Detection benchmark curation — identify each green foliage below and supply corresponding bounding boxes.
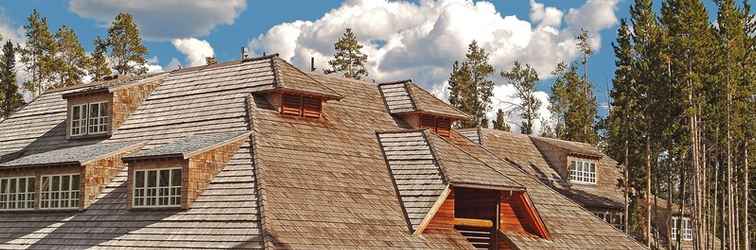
[447,41,495,128]
[89,36,112,82]
[328,28,368,80]
[19,9,57,97]
[549,61,598,144]
[501,61,540,135]
[53,25,88,88]
[492,109,510,132]
[107,12,148,75]
[0,40,23,118]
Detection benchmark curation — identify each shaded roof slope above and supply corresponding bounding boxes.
[0,57,272,249]
[405,82,469,119]
[124,131,250,160]
[0,141,142,168]
[531,136,604,158]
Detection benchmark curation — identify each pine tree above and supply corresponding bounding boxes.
[328,28,368,80]
[492,109,510,132]
[501,61,540,135]
[0,40,23,118]
[19,9,57,97]
[107,12,147,75]
[53,26,88,88]
[447,41,494,128]
[89,36,111,81]
[549,60,597,144]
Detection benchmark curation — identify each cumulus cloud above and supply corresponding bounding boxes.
[171,38,214,67]
[248,0,619,134]
[68,0,246,40]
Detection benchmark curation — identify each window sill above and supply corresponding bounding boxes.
[130,206,183,211]
[68,133,110,140]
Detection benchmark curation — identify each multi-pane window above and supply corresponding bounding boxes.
[70,102,109,136]
[133,168,182,208]
[40,174,80,209]
[87,102,109,134]
[569,158,597,184]
[0,177,35,210]
[70,104,88,136]
[671,216,693,241]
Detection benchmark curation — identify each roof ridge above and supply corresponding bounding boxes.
[273,57,342,98]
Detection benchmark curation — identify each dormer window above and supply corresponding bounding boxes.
[671,216,693,241]
[419,114,452,137]
[40,174,81,209]
[133,168,182,208]
[280,94,322,118]
[87,102,110,134]
[0,176,35,210]
[69,101,110,137]
[569,158,597,184]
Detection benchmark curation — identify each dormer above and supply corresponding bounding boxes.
[122,131,250,209]
[376,130,549,249]
[531,136,604,185]
[378,80,470,137]
[253,56,341,119]
[62,73,166,139]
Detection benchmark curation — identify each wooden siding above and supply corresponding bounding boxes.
[82,148,139,208]
[426,191,455,231]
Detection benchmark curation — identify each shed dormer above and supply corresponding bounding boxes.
[378,80,470,137]
[62,73,166,139]
[253,56,341,119]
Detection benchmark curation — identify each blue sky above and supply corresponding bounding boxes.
[0,0,733,131]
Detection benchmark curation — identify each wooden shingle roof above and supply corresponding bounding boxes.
[0,141,142,168]
[378,80,470,120]
[123,131,250,161]
[0,55,643,249]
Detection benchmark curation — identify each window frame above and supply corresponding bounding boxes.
[132,167,183,209]
[70,104,88,136]
[0,176,36,211]
[39,173,81,210]
[671,216,693,241]
[568,158,597,184]
[87,101,110,135]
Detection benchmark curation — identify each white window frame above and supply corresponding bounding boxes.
[70,104,88,136]
[569,158,597,184]
[671,216,693,241]
[0,176,36,210]
[39,174,81,210]
[87,102,110,135]
[132,168,182,208]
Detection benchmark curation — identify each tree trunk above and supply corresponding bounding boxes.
[646,136,652,247]
[744,142,749,250]
[625,138,630,233]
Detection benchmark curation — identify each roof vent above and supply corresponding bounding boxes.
[240,47,250,60]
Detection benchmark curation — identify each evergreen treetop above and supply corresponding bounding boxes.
[328,28,368,80]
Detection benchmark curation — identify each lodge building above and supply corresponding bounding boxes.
[0,55,645,249]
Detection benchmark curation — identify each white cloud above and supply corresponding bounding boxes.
[68,0,247,40]
[171,38,214,67]
[248,0,619,135]
[144,56,164,73]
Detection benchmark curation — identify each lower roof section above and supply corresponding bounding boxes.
[0,141,143,169]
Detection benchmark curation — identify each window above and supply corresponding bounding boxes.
[70,101,110,136]
[280,94,322,118]
[0,176,35,210]
[70,104,88,136]
[419,115,452,137]
[88,102,109,134]
[133,168,182,208]
[671,216,693,241]
[40,174,80,209]
[569,158,597,184]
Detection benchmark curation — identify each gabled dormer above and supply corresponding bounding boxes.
[376,130,549,249]
[378,80,470,137]
[62,73,167,139]
[253,56,341,119]
[530,136,604,186]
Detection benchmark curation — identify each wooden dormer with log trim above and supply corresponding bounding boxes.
[254,55,341,119]
[122,131,250,209]
[61,73,167,139]
[378,80,470,137]
[376,130,550,249]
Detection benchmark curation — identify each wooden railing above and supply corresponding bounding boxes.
[454,218,495,250]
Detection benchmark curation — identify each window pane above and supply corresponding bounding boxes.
[159,170,170,187]
[71,175,80,191]
[52,176,60,191]
[61,175,70,191]
[171,169,181,186]
[148,170,157,187]
[135,171,145,188]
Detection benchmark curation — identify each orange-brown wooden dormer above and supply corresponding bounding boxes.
[255,56,341,119]
[378,80,470,137]
[61,73,167,139]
